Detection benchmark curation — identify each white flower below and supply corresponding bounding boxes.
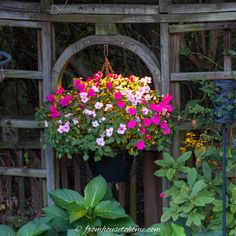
[142,108,149,115]
[92,121,99,128]
[44,120,48,127]
[80,92,88,98]
[96,137,105,146]
[144,94,151,101]
[117,124,126,134]
[95,102,103,109]
[104,104,113,111]
[57,120,62,125]
[81,97,89,103]
[64,113,72,118]
[99,117,106,122]
[106,127,114,137]
[92,86,99,93]
[72,118,79,125]
[144,85,151,93]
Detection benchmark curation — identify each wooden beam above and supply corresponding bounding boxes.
[0,167,46,178]
[169,22,236,33]
[224,30,232,72]
[0,1,40,13]
[168,2,236,14]
[170,71,236,82]
[0,20,41,28]
[0,119,43,128]
[0,141,41,149]
[159,0,169,13]
[40,0,53,13]
[3,70,43,80]
[49,4,158,15]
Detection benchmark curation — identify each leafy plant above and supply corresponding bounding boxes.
[0,176,137,236]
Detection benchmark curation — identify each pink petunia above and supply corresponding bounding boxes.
[160,192,167,198]
[59,95,71,107]
[106,82,113,90]
[146,134,151,141]
[144,118,152,127]
[165,105,173,112]
[47,94,55,103]
[163,127,171,135]
[114,92,122,100]
[86,77,92,82]
[163,94,173,104]
[88,89,96,97]
[127,120,137,129]
[140,127,146,135]
[56,87,64,95]
[136,140,145,150]
[128,108,137,116]
[117,100,125,108]
[50,106,60,118]
[150,103,158,111]
[74,80,86,92]
[160,121,168,129]
[151,116,160,125]
[112,74,118,79]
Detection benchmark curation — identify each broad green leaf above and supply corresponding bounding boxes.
[155,169,167,177]
[190,180,207,198]
[202,161,212,181]
[94,200,127,219]
[163,152,175,165]
[167,169,176,180]
[193,196,214,206]
[155,160,171,167]
[84,176,108,208]
[43,205,68,219]
[0,225,16,236]
[67,202,88,223]
[180,47,191,56]
[49,189,83,209]
[102,216,137,228]
[194,231,222,236]
[161,208,173,222]
[191,215,201,226]
[67,229,81,236]
[187,168,197,188]
[212,200,222,212]
[176,151,192,164]
[226,211,234,226]
[17,222,50,236]
[171,223,186,236]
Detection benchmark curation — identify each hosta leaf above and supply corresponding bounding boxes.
[67,229,81,236]
[102,216,137,228]
[17,222,50,236]
[0,225,16,236]
[49,189,83,209]
[84,176,107,208]
[94,200,127,219]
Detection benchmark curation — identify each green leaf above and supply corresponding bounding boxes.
[0,225,16,236]
[187,168,197,188]
[171,223,186,236]
[163,152,175,165]
[176,151,192,164]
[192,215,201,226]
[49,189,83,209]
[190,180,207,198]
[94,200,127,219]
[161,208,173,222]
[155,169,167,177]
[66,229,81,236]
[202,161,212,181]
[193,196,214,206]
[167,169,176,180]
[102,216,137,228]
[17,222,50,236]
[67,202,88,223]
[84,175,108,208]
[194,230,222,236]
[43,205,67,219]
[155,160,171,167]
[180,47,191,56]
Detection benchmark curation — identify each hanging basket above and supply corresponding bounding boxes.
[213,79,236,124]
[88,150,133,183]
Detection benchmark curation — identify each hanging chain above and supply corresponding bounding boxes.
[101,45,114,75]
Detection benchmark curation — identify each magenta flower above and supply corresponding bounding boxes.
[144,118,152,127]
[56,87,64,95]
[163,94,173,104]
[114,92,122,100]
[106,82,113,90]
[146,134,151,141]
[140,127,146,135]
[50,106,60,118]
[59,95,71,107]
[160,121,168,129]
[47,94,55,103]
[86,77,92,82]
[117,100,125,108]
[163,127,171,135]
[74,80,85,91]
[136,140,145,150]
[127,120,137,129]
[112,74,118,79]
[150,103,158,111]
[165,105,173,112]
[151,116,160,125]
[160,192,167,198]
[88,89,96,97]
[128,108,137,115]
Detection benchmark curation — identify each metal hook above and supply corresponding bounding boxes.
[103,45,109,57]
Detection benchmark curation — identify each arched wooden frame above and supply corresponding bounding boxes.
[52,35,160,91]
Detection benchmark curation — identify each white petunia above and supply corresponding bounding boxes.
[95,102,103,109]
[92,121,99,127]
[106,127,114,137]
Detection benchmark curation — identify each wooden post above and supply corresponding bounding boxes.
[41,21,55,205]
[224,30,232,71]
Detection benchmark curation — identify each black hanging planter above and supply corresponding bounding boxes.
[213,79,236,124]
[212,79,236,236]
[88,150,133,183]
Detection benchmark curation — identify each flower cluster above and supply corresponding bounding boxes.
[40,72,173,160]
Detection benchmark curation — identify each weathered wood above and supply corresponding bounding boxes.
[168,2,236,14]
[0,20,41,28]
[159,0,169,13]
[95,23,118,35]
[52,35,160,92]
[50,4,158,15]
[130,169,137,222]
[3,70,43,80]
[0,119,43,129]
[0,141,41,149]
[160,23,169,94]
[169,22,236,33]
[224,30,232,71]
[0,1,40,13]
[0,167,46,178]
[60,158,68,188]
[73,159,81,192]
[118,183,125,208]
[42,21,55,204]
[170,71,236,82]
[40,0,53,13]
